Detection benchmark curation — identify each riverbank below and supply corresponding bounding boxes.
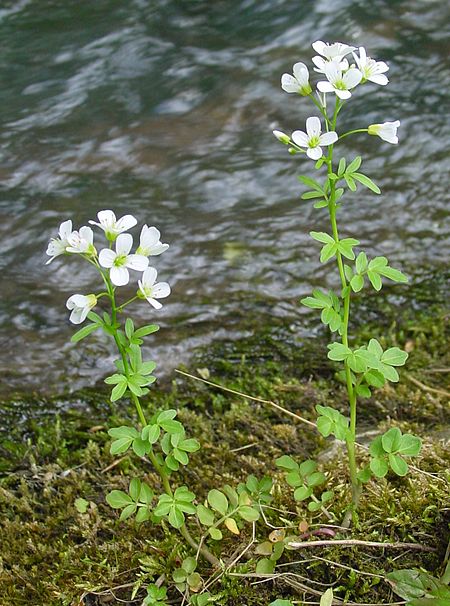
[1,271,449,605]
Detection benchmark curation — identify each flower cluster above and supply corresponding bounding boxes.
[274,40,399,158]
[46,210,171,323]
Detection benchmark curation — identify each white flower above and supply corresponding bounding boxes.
[66,226,96,255]
[291,116,338,160]
[317,60,362,99]
[281,62,312,95]
[99,233,149,286]
[272,130,291,144]
[136,225,169,257]
[46,219,73,264]
[138,267,171,310]
[312,40,355,73]
[89,210,137,241]
[353,47,389,85]
[368,120,400,144]
[66,294,97,324]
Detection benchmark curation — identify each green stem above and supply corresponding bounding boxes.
[308,92,330,127]
[117,295,138,312]
[326,97,361,520]
[105,277,219,567]
[310,494,334,521]
[338,128,368,141]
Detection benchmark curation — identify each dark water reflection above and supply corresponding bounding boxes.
[0,0,448,395]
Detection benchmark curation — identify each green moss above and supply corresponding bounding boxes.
[0,274,449,605]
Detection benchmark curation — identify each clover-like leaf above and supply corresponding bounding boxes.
[208,489,228,516]
[381,427,402,453]
[389,453,408,476]
[238,505,260,522]
[197,503,215,526]
[370,457,389,478]
[294,486,312,501]
[106,490,133,509]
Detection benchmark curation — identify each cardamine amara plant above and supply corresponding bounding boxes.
[46,210,270,602]
[273,40,422,521]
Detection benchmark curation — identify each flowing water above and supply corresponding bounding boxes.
[0,0,448,396]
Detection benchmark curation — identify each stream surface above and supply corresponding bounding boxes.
[0,0,448,396]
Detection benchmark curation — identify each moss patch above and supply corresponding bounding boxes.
[0,273,449,605]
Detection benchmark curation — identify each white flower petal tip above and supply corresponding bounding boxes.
[99,233,149,286]
[368,120,400,144]
[273,130,290,144]
[353,47,390,86]
[89,209,137,240]
[291,117,337,160]
[138,268,171,310]
[281,61,312,96]
[136,225,169,257]
[66,294,97,324]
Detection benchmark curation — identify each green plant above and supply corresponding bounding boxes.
[274,41,422,521]
[275,455,333,514]
[46,211,270,597]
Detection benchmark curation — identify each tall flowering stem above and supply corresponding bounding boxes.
[274,42,422,524]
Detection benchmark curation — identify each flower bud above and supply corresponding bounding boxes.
[273,130,291,145]
[368,120,400,144]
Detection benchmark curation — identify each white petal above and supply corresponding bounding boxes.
[358,46,367,65]
[306,146,323,160]
[312,40,326,56]
[115,233,133,255]
[59,220,73,239]
[145,296,163,310]
[336,89,352,99]
[79,305,90,323]
[110,265,129,286]
[281,74,299,93]
[369,74,389,85]
[67,294,88,309]
[311,56,326,73]
[153,282,171,299]
[97,210,115,227]
[70,307,85,324]
[142,267,157,288]
[306,116,321,138]
[79,226,93,245]
[318,131,338,146]
[126,254,149,271]
[66,296,76,310]
[292,62,309,85]
[99,248,116,268]
[141,225,160,247]
[116,214,137,232]
[46,239,66,258]
[149,242,169,256]
[377,61,389,73]
[343,68,362,89]
[317,81,335,93]
[291,130,309,147]
[323,61,341,84]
